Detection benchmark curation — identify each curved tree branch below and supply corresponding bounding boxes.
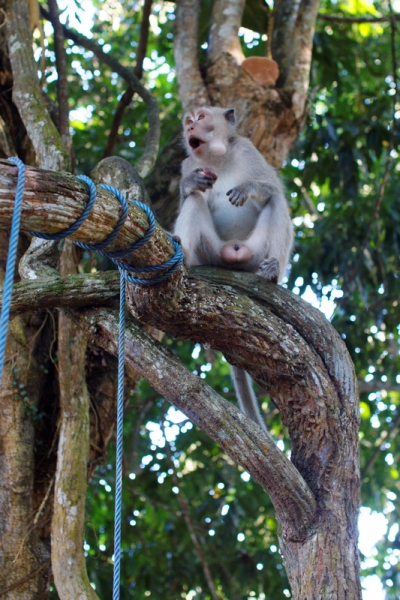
[40,7,160,177]
[174,0,209,112]
[70,307,317,541]
[6,0,70,170]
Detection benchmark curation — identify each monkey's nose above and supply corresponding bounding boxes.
[234,243,241,251]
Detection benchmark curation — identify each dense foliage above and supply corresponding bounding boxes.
[38,0,400,598]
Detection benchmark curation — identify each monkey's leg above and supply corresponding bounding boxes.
[173,193,222,267]
[246,200,293,282]
[231,366,267,431]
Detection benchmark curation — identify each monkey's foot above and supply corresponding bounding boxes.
[171,235,182,245]
[259,257,280,283]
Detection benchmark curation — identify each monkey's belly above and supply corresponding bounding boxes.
[211,201,259,241]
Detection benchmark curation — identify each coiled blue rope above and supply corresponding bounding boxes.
[0,158,184,600]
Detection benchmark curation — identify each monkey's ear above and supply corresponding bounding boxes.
[223,108,236,125]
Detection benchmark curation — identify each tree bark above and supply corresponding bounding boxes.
[0,312,51,599]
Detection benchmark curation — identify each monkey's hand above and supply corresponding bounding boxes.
[258,257,280,283]
[226,183,252,207]
[185,167,217,195]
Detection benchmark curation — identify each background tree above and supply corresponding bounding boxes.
[0,0,398,599]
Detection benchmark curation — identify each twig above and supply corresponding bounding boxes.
[161,420,221,600]
[128,398,153,474]
[358,381,400,394]
[362,409,400,477]
[103,0,153,158]
[40,6,160,177]
[129,487,182,518]
[318,12,400,24]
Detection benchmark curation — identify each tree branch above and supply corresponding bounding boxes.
[176,269,359,521]
[3,270,118,316]
[272,0,301,82]
[6,0,70,170]
[174,0,209,112]
[362,409,400,477]
[208,0,246,65]
[0,160,176,275]
[70,307,317,541]
[50,241,98,600]
[47,0,73,163]
[283,0,321,119]
[358,381,400,394]
[318,12,400,24]
[40,7,159,177]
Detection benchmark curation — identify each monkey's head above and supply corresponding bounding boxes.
[183,107,236,159]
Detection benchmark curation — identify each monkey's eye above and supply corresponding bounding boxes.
[186,118,194,125]
[197,114,204,120]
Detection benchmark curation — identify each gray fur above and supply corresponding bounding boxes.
[174,107,293,429]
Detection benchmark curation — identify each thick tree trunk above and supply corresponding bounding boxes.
[0,273,51,598]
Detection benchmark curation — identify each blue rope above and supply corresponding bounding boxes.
[1,159,184,598]
[0,157,26,384]
[29,175,98,239]
[113,272,125,600]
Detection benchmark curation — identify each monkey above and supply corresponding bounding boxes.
[173,106,293,431]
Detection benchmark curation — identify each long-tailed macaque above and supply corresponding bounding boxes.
[173,107,293,431]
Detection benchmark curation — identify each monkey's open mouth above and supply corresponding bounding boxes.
[189,137,205,150]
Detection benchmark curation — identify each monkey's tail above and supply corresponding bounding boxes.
[230,365,267,431]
